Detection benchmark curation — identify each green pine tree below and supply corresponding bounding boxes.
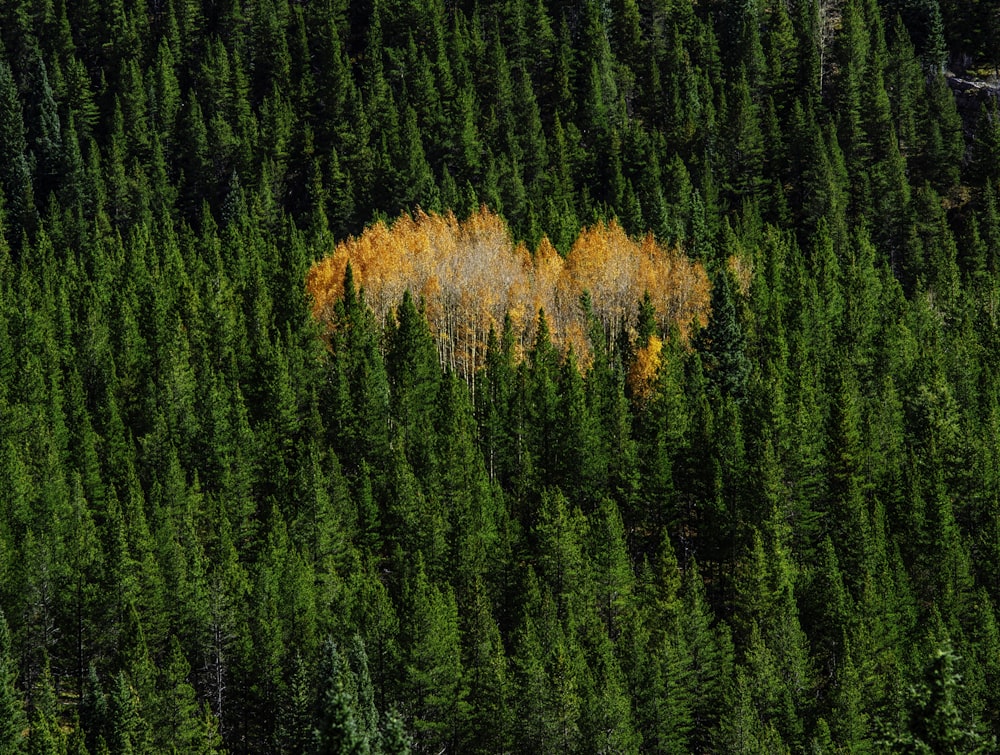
[882,645,996,753]
[0,610,26,754]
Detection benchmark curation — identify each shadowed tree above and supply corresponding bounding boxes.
[881,645,996,753]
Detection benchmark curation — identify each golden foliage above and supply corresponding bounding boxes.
[306,208,711,381]
[627,334,663,401]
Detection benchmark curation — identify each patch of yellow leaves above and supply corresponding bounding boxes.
[627,334,663,401]
[306,208,711,380]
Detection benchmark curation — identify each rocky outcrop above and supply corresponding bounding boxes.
[947,74,1000,116]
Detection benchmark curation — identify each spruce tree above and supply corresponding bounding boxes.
[882,645,996,753]
[0,60,35,239]
[702,266,750,402]
[313,639,372,755]
[400,559,468,755]
[0,610,26,754]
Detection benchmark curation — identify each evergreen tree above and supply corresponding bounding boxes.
[721,68,765,204]
[0,60,35,238]
[681,560,734,752]
[26,691,62,755]
[387,290,440,481]
[313,638,372,755]
[702,266,750,402]
[882,645,996,753]
[0,610,26,754]
[400,559,468,755]
[459,577,512,753]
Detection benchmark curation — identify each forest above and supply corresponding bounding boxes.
[1,0,1000,751]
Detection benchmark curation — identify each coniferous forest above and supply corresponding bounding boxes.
[2,0,1000,751]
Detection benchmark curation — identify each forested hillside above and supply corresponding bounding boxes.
[1,0,1000,752]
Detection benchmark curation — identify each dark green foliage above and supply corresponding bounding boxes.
[0,60,35,239]
[0,0,998,752]
[0,611,25,754]
[387,291,440,481]
[702,266,750,402]
[881,645,996,753]
[312,639,374,755]
[400,560,467,754]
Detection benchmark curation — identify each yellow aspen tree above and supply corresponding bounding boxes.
[306,208,711,378]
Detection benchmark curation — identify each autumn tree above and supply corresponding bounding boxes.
[307,209,710,377]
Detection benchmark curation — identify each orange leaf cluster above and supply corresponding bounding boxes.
[628,334,664,401]
[306,208,711,381]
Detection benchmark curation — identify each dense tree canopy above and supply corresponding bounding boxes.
[0,0,999,752]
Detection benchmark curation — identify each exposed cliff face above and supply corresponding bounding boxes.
[947,74,1000,116]
[945,74,1000,147]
